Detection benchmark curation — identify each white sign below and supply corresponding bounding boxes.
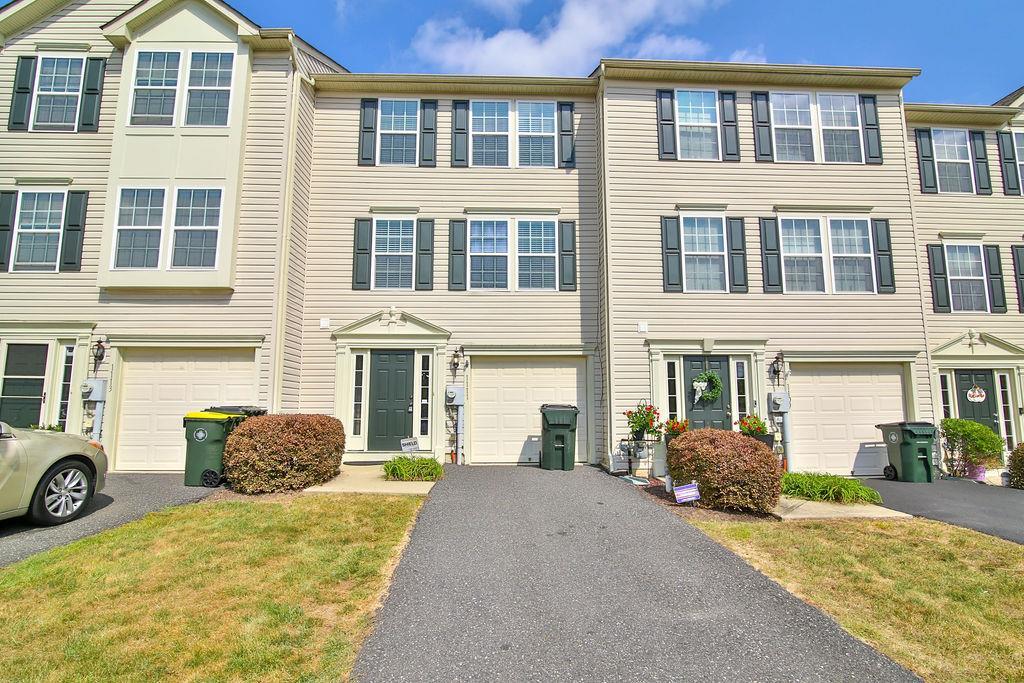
[966,385,987,403]
[400,438,419,452]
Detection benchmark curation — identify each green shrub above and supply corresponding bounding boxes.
[224,414,345,494]
[940,418,1004,477]
[1008,444,1024,490]
[781,472,883,504]
[382,456,444,481]
[667,428,780,513]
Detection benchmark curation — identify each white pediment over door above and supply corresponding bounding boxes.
[331,307,451,344]
[931,330,1024,361]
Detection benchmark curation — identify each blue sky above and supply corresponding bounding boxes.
[240,0,1022,104]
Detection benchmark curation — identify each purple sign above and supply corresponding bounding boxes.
[673,481,700,504]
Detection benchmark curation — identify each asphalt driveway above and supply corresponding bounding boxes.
[353,466,916,682]
[864,476,1024,544]
[0,473,213,567]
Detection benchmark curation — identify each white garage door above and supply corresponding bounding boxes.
[788,363,906,475]
[469,356,588,465]
[115,348,258,471]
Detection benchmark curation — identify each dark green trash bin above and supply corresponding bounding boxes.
[540,404,579,471]
[183,411,243,488]
[207,405,267,418]
[876,422,936,483]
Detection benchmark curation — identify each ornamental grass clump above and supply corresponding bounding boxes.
[781,471,883,504]
[224,414,345,494]
[667,428,781,513]
[383,456,444,481]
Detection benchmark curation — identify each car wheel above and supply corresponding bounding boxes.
[883,465,898,481]
[29,460,94,526]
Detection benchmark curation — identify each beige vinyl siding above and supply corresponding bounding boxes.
[602,81,932,444]
[302,93,604,457]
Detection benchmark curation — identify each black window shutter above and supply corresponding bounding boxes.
[451,100,469,167]
[78,58,106,132]
[352,218,372,289]
[752,92,773,162]
[655,90,676,160]
[415,219,434,290]
[448,219,467,290]
[726,216,747,292]
[759,217,782,292]
[0,191,16,270]
[358,99,377,166]
[926,244,950,312]
[557,102,575,168]
[661,216,682,292]
[557,220,577,291]
[419,100,437,167]
[969,130,992,195]
[983,244,1006,313]
[871,218,895,293]
[9,56,36,131]
[997,131,1022,196]
[719,91,740,161]
[1011,245,1024,313]
[859,95,883,164]
[915,129,938,193]
[59,191,88,272]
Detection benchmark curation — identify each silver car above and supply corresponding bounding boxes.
[0,423,108,526]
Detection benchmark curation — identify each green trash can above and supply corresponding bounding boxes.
[183,411,242,488]
[540,404,579,471]
[876,422,937,483]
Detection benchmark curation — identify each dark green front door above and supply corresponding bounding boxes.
[369,350,414,451]
[954,369,999,435]
[683,355,731,429]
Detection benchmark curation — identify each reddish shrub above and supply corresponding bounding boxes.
[667,428,781,513]
[224,414,345,494]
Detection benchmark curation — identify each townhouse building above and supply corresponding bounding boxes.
[0,0,1020,475]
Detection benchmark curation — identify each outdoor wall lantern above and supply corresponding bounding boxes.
[769,352,786,384]
[450,345,465,371]
[91,338,107,364]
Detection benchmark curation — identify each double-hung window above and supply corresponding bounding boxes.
[770,93,815,162]
[675,90,720,160]
[378,99,418,165]
[185,52,233,126]
[130,51,180,126]
[517,102,556,167]
[114,188,165,268]
[932,128,974,193]
[780,217,876,294]
[372,218,414,289]
[780,218,826,292]
[471,101,510,167]
[944,243,987,312]
[31,56,84,132]
[680,216,727,292]
[828,219,874,293]
[172,189,221,268]
[469,219,509,289]
[10,191,65,272]
[818,94,862,163]
[1013,132,1024,183]
[517,220,556,289]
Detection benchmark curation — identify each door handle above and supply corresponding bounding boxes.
[408,399,414,414]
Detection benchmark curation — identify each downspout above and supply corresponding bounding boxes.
[597,63,617,469]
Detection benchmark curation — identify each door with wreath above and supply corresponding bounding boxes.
[683,356,731,429]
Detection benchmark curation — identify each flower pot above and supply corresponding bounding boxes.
[664,432,681,445]
[746,433,774,448]
[966,463,987,482]
[632,429,646,441]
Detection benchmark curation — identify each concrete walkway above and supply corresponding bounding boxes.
[353,466,916,682]
[305,463,435,496]
[773,495,911,520]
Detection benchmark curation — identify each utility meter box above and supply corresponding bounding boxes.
[445,385,465,406]
[81,378,108,402]
[768,391,791,413]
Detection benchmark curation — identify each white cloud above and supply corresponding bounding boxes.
[334,0,346,22]
[412,0,718,76]
[473,0,532,21]
[728,44,767,63]
[628,33,709,60]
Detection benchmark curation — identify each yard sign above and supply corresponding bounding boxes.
[673,481,700,504]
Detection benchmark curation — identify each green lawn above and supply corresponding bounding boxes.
[0,494,422,682]
[695,517,1024,683]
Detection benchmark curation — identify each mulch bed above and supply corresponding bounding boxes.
[641,481,776,524]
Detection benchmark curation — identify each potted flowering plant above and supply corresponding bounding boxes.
[624,400,662,441]
[736,414,774,448]
[663,418,689,444]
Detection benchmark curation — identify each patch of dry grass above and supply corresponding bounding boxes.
[0,494,422,682]
[694,517,1024,682]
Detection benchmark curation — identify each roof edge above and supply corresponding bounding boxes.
[313,72,597,96]
[597,58,919,88]
[904,102,1017,126]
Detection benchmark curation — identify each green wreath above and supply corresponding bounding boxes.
[693,370,724,403]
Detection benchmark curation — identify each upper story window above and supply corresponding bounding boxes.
[931,128,974,193]
[471,101,510,167]
[675,90,720,161]
[517,102,556,167]
[469,219,509,288]
[779,216,875,294]
[770,93,815,162]
[129,50,233,127]
[516,219,556,289]
[31,57,84,132]
[172,189,221,268]
[828,219,874,292]
[10,191,66,272]
[114,188,165,268]
[130,51,180,126]
[1013,132,1024,183]
[372,218,415,289]
[944,243,987,312]
[467,217,560,291]
[378,99,418,165]
[680,215,727,292]
[818,94,862,163]
[185,52,233,126]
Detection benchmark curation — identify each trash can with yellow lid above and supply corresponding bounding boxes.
[183,411,242,487]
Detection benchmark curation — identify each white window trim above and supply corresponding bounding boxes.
[516,99,558,168]
[8,188,67,273]
[181,50,236,128]
[731,358,750,421]
[514,216,559,291]
[816,92,864,165]
[376,98,420,166]
[938,371,955,419]
[931,127,976,194]
[779,215,827,294]
[467,215,512,291]
[674,88,721,162]
[665,359,680,422]
[28,54,85,133]
[942,241,990,313]
[416,351,431,438]
[369,215,416,291]
[678,212,729,293]
[110,185,169,271]
[779,215,877,295]
[469,99,513,169]
[826,216,876,295]
[169,187,223,271]
[351,351,367,438]
[769,91,818,164]
[996,372,1017,451]
[1011,130,1024,184]
[127,49,183,128]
